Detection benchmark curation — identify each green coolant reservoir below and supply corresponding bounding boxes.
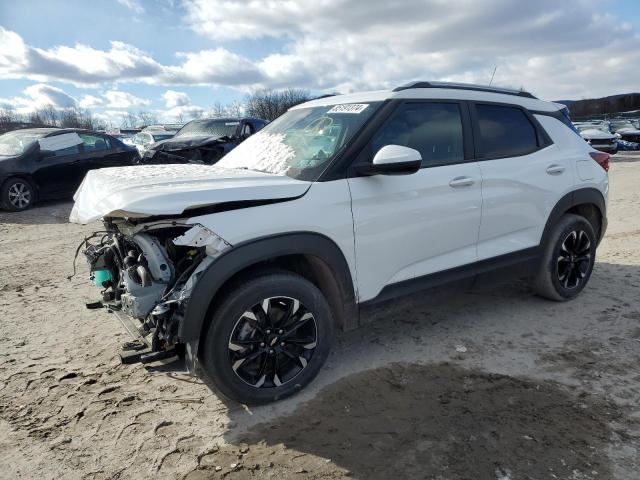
[93,269,113,287]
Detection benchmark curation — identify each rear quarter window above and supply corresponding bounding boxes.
[476,104,538,158]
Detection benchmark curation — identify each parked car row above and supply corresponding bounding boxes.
[0,116,268,211]
[572,118,640,153]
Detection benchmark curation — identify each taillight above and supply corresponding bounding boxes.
[589,151,610,172]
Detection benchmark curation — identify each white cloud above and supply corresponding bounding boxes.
[160,49,264,86]
[2,1,640,99]
[22,83,78,109]
[117,0,145,14]
[183,0,640,98]
[1,83,80,114]
[103,90,150,108]
[162,90,191,108]
[79,94,104,108]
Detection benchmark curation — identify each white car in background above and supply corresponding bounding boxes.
[131,127,178,157]
[574,122,618,154]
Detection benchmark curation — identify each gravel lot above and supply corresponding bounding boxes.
[1,153,639,479]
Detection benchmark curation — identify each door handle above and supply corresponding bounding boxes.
[546,164,565,175]
[449,176,475,188]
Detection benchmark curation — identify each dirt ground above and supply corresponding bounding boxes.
[1,153,639,480]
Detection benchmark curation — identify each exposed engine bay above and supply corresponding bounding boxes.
[77,218,231,363]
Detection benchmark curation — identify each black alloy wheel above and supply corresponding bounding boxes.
[201,271,333,404]
[556,229,592,289]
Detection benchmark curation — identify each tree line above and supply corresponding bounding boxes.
[567,93,640,118]
[0,88,313,133]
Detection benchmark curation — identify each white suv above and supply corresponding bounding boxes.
[71,81,609,404]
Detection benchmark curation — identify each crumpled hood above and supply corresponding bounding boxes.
[148,134,228,152]
[69,164,310,224]
[579,129,617,140]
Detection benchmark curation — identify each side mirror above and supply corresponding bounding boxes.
[353,145,422,176]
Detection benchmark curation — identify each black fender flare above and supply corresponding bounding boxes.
[540,188,607,246]
[178,231,358,347]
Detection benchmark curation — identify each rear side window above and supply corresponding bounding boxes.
[80,133,110,152]
[476,105,538,158]
[371,102,464,167]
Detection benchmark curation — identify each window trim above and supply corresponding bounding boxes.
[345,99,474,176]
[469,101,553,161]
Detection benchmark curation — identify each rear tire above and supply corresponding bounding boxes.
[201,271,334,404]
[533,214,596,301]
[1,177,35,211]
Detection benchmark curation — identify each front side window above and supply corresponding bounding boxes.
[80,133,109,152]
[217,102,381,181]
[476,104,538,158]
[370,102,464,167]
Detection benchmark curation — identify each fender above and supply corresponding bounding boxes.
[540,188,607,246]
[178,231,358,347]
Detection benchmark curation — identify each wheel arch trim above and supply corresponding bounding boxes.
[178,231,358,348]
[541,188,606,246]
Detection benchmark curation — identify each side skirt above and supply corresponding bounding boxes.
[359,246,541,308]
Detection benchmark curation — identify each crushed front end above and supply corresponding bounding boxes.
[79,218,230,368]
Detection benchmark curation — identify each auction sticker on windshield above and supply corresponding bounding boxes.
[328,104,369,114]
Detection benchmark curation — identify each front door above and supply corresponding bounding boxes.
[348,101,483,302]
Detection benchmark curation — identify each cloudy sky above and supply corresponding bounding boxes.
[1,0,639,126]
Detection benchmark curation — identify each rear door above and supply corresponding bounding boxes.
[347,101,483,302]
[79,133,131,171]
[471,103,574,260]
[33,135,84,197]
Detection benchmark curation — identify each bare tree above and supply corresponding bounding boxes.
[225,100,244,118]
[208,102,225,118]
[121,112,138,129]
[137,110,158,127]
[0,106,17,126]
[59,107,94,129]
[245,88,310,121]
[40,104,59,126]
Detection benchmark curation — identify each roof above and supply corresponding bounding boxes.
[293,82,560,113]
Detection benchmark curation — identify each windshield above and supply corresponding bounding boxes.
[0,130,48,156]
[217,102,381,181]
[176,119,239,138]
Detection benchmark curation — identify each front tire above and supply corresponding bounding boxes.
[533,214,597,301]
[1,177,35,211]
[201,271,334,404]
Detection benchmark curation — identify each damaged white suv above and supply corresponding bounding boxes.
[71,81,609,404]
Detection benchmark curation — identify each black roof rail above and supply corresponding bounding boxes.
[392,81,537,99]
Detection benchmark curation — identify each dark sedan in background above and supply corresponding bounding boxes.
[139,117,267,165]
[0,128,138,211]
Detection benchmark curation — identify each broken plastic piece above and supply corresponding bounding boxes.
[173,224,232,254]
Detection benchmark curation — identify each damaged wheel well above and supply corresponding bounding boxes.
[207,254,350,331]
[177,232,359,358]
